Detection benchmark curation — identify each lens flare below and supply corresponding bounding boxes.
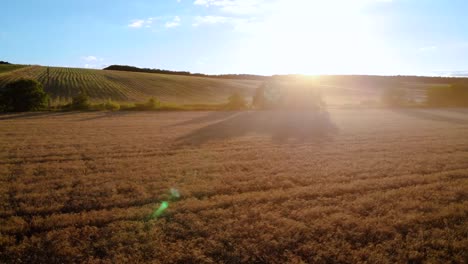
[150,201,169,219]
[149,188,181,219]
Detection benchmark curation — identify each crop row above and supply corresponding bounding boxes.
[0,66,260,103]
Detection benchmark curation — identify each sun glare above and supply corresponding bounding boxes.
[232,0,396,75]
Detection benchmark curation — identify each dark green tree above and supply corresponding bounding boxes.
[145,97,160,110]
[71,92,90,110]
[0,79,48,112]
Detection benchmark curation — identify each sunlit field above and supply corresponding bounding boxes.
[1,109,467,263]
[0,66,259,104]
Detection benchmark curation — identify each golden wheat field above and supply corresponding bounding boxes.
[1,109,467,263]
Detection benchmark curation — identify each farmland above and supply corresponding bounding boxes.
[0,65,457,107]
[0,66,260,104]
[1,109,467,263]
[0,65,26,75]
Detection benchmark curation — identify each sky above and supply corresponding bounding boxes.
[1,0,468,76]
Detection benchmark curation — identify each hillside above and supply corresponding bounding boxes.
[0,64,27,75]
[1,65,465,106]
[0,66,261,104]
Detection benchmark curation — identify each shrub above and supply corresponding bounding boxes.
[71,92,90,110]
[134,97,161,110]
[226,92,247,110]
[145,97,160,110]
[93,99,120,111]
[0,79,48,112]
[119,103,136,111]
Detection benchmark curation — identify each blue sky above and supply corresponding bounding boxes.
[1,0,467,76]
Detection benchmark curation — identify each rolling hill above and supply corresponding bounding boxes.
[0,64,464,106]
[0,65,261,104]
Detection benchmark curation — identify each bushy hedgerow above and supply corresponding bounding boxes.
[93,100,120,111]
[0,79,48,112]
[70,92,90,110]
[133,97,161,110]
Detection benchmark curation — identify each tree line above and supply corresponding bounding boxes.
[104,65,267,81]
[104,65,468,85]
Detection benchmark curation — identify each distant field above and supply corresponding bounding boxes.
[0,65,453,106]
[0,66,261,104]
[1,109,467,263]
[0,64,26,75]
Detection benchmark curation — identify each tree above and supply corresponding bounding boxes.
[71,92,90,110]
[0,79,48,112]
[145,97,160,110]
[227,92,247,110]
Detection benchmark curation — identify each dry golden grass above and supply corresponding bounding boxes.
[1,109,467,263]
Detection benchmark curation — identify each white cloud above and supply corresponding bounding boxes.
[128,18,155,28]
[165,16,181,28]
[82,55,98,62]
[81,56,104,69]
[194,0,394,15]
[128,19,145,28]
[194,0,266,15]
[192,15,229,26]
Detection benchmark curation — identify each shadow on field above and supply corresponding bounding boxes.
[77,111,139,121]
[176,110,339,145]
[0,111,81,121]
[393,109,468,125]
[170,111,240,127]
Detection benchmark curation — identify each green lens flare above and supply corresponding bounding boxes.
[150,201,169,219]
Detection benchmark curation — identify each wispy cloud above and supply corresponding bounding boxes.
[128,18,154,28]
[128,17,181,29]
[128,19,145,28]
[192,15,229,26]
[165,16,181,28]
[194,0,394,15]
[81,55,104,62]
[194,0,266,15]
[432,70,468,77]
[81,56,104,68]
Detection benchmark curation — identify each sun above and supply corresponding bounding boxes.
[232,0,397,75]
